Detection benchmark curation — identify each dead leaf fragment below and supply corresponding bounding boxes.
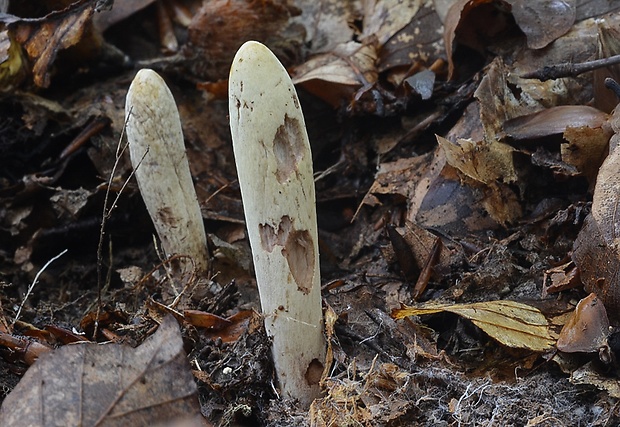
[542,260,581,297]
[413,158,501,234]
[436,135,521,224]
[570,361,620,398]
[184,310,232,329]
[92,0,157,33]
[573,106,620,313]
[444,0,576,76]
[556,293,610,354]
[593,16,620,112]
[443,0,515,78]
[510,0,576,49]
[362,0,422,45]
[437,135,516,185]
[293,41,379,107]
[198,310,256,344]
[393,300,556,352]
[503,106,610,141]
[0,29,26,89]
[377,3,444,73]
[503,105,611,184]
[291,0,358,54]
[0,315,203,427]
[11,1,98,87]
[293,0,445,107]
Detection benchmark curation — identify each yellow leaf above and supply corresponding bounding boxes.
[392,300,556,352]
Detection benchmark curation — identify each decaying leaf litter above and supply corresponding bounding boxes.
[3,0,620,425]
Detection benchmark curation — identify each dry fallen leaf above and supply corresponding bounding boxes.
[362,0,423,45]
[292,0,445,106]
[392,300,556,352]
[593,15,620,113]
[443,0,515,77]
[436,135,515,185]
[8,0,99,87]
[556,293,610,354]
[292,41,378,107]
[573,103,620,314]
[503,106,610,140]
[443,0,576,77]
[503,105,611,185]
[509,0,576,49]
[388,220,456,279]
[436,135,522,225]
[570,361,620,398]
[92,0,157,33]
[412,151,501,234]
[292,0,359,54]
[200,310,256,344]
[377,2,444,75]
[366,153,432,205]
[542,260,581,297]
[0,315,204,427]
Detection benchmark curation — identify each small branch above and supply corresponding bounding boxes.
[605,77,620,99]
[521,54,620,81]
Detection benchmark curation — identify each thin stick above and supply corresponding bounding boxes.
[605,77,620,99]
[12,249,68,326]
[95,110,147,339]
[521,54,620,81]
[412,237,442,300]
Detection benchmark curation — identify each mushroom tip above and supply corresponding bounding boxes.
[127,69,171,113]
[129,69,165,94]
[238,40,267,54]
[230,41,285,86]
[134,68,158,80]
[233,41,280,67]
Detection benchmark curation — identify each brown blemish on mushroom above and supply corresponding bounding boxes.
[304,358,323,386]
[259,215,293,252]
[258,215,315,294]
[259,222,278,252]
[157,207,180,228]
[273,115,305,184]
[282,228,314,295]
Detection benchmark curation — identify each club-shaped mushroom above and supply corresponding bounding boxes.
[229,41,326,407]
[125,69,209,277]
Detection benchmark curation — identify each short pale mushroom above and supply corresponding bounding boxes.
[229,41,326,407]
[125,69,209,276]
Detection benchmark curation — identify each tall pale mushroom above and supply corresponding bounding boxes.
[125,69,209,276]
[229,41,326,407]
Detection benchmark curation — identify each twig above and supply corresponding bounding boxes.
[605,77,620,99]
[521,54,620,81]
[12,249,68,327]
[95,109,147,339]
[412,236,442,300]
